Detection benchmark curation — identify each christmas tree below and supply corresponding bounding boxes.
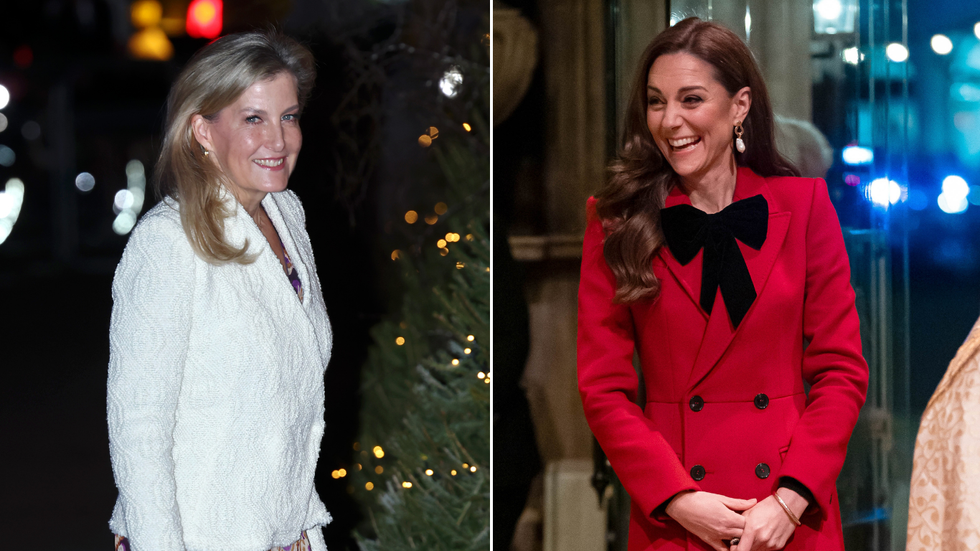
[345,3,490,549]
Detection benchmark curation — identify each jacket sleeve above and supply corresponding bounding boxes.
[107,214,193,551]
[778,179,869,519]
[577,197,699,520]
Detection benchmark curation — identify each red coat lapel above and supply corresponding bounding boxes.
[658,167,793,388]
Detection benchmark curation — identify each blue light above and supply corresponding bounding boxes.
[907,188,929,211]
[938,193,968,214]
[842,145,873,165]
[866,178,902,207]
[942,175,970,200]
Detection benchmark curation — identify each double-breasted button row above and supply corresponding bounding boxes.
[687,462,770,481]
[688,393,769,412]
[690,465,705,481]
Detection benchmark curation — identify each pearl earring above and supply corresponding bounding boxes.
[734,122,746,153]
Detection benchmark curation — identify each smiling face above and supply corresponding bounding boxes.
[192,72,301,211]
[646,52,750,189]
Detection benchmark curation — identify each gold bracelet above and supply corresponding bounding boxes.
[773,492,802,526]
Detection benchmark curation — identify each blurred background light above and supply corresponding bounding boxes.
[0,85,10,110]
[0,145,16,167]
[186,0,223,39]
[938,193,968,214]
[975,22,980,40]
[866,178,902,207]
[112,211,137,235]
[813,0,856,34]
[440,66,463,98]
[886,43,909,63]
[931,34,953,55]
[128,27,174,61]
[744,5,752,41]
[842,47,862,65]
[907,188,929,211]
[0,178,25,245]
[815,0,842,21]
[954,83,980,102]
[112,160,147,235]
[842,145,874,165]
[938,175,970,214]
[21,121,41,141]
[75,172,96,193]
[126,159,145,181]
[0,113,7,133]
[131,0,163,28]
[941,175,969,200]
[114,190,135,212]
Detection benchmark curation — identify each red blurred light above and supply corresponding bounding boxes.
[186,0,222,39]
[13,45,33,68]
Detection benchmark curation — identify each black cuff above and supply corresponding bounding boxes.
[778,477,814,508]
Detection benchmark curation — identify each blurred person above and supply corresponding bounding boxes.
[107,30,333,551]
[577,18,868,551]
[907,314,980,551]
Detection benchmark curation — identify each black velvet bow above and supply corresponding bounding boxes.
[660,194,768,328]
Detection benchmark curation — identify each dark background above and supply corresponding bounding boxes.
[0,0,487,548]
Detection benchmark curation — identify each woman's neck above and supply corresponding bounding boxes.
[680,159,739,214]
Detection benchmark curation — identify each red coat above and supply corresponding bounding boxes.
[577,167,868,551]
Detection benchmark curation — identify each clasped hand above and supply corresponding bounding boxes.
[666,490,805,551]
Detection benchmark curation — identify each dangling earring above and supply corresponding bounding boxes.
[734,122,746,153]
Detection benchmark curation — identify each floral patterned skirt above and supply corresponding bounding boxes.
[113,530,310,551]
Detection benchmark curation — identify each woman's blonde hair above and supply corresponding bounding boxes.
[155,30,316,264]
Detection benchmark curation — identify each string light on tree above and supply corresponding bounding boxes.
[451,359,460,366]
[434,202,448,215]
[373,446,385,458]
[396,337,405,345]
[418,126,440,148]
[375,466,384,474]
[464,348,471,354]
[425,469,434,476]
[404,210,418,223]
[402,481,413,489]
[463,123,472,132]
[365,482,374,491]
[467,335,475,342]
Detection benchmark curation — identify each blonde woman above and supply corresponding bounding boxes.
[107,30,332,551]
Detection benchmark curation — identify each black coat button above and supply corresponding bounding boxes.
[689,396,704,412]
[755,463,771,479]
[754,393,769,409]
[690,465,706,481]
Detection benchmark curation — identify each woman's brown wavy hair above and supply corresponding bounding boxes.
[596,17,798,303]
[155,29,316,264]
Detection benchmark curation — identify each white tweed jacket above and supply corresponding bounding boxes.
[107,189,333,551]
